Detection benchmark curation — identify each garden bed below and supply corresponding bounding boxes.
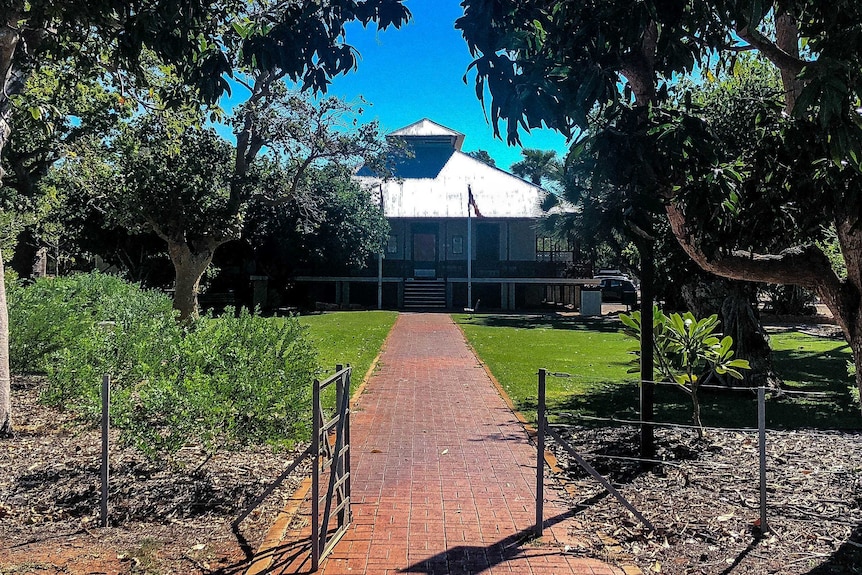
[550,424,862,574]
[0,377,308,574]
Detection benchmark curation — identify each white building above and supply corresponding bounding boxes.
[296,119,593,310]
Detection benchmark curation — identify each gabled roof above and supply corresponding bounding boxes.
[356,119,551,219]
[387,118,466,151]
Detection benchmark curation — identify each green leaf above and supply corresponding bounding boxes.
[619,312,639,331]
[675,373,696,384]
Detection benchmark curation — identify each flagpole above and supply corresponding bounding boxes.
[378,184,384,310]
[467,185,472,307]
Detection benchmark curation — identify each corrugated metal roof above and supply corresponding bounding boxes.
[356,120,550,219]
[387,118,466,150]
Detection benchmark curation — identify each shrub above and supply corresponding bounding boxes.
[761,284,816,316]
[109,309,316,457]
[7,272,173,374]
[10,273,317,460]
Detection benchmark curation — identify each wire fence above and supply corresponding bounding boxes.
[533,369,862,537]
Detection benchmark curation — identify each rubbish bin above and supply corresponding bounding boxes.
[580,288,602,316]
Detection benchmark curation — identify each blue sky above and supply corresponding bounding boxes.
[321,0,570,170]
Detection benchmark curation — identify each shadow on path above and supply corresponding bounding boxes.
[400,509,577,575]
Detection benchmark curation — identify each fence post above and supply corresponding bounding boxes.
[757,386,770,534]
[535,368,546,537]
[100,374,110,527]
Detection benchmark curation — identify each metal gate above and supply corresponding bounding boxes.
[311,364,352,571]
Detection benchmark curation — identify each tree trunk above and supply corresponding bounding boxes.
[0,16,22,438]
[666,204,862,413]
[166,239,220,321]
[0,249,12,436]
[681,277,781,388]
[690,382,704,439]
[31,247,48,278]
[638,239,656,462]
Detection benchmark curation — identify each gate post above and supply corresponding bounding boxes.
[535,368,547,537]
[311,376,321,571]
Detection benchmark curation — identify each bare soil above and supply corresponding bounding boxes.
[0,377,307,575]
[550,425,862,574]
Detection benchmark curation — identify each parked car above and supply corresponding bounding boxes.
[598,277,638,305]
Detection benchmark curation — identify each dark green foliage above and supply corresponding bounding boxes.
[244,163,389,280]
[105,309,316,457]
[8,273,317,458]
[466,150,496,168]
[762,285,816,316]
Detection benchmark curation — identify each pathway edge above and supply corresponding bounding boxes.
[452,314,643,575]
[244,313,400,575]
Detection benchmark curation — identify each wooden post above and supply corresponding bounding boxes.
[535,369,546,537]
[100,374,110,527]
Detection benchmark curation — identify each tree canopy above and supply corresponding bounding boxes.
[457,1,862,409]
[0,0,412,434]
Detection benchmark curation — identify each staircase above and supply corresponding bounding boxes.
[403,279,447,310]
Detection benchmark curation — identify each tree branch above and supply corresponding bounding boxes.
[666,204,838,290]
[735,24,806,79]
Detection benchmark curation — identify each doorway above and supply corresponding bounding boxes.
[412,224,438,278]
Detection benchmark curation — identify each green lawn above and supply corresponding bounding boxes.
[298,310,397,394]
[454,313,862,430]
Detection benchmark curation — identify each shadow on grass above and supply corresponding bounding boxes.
[771,343,852,389]
[523,377,861,431]
[457,313,623,334]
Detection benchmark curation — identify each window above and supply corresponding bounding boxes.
[536,236,573,262]
[451,235,464,255]
[387,234,398,254]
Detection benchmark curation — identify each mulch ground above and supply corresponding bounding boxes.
[0,376,307,575]
[3,332,862,574]
[549,424,862,574]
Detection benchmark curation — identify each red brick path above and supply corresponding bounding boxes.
[252,313,623,575]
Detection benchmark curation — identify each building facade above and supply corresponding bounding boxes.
[296,119,594,310]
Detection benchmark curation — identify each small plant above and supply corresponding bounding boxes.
[620,306,750,437]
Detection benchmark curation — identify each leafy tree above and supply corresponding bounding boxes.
[543,62,783,387]
[61,95,387,319]
[510,148,561,187]
[4,62,134,277]
[0,0,411,434]
[466,149,496,167]
[457,2,862,414]
[245,163,389,285]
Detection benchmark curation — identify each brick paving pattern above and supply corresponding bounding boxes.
[253,313,623,575]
